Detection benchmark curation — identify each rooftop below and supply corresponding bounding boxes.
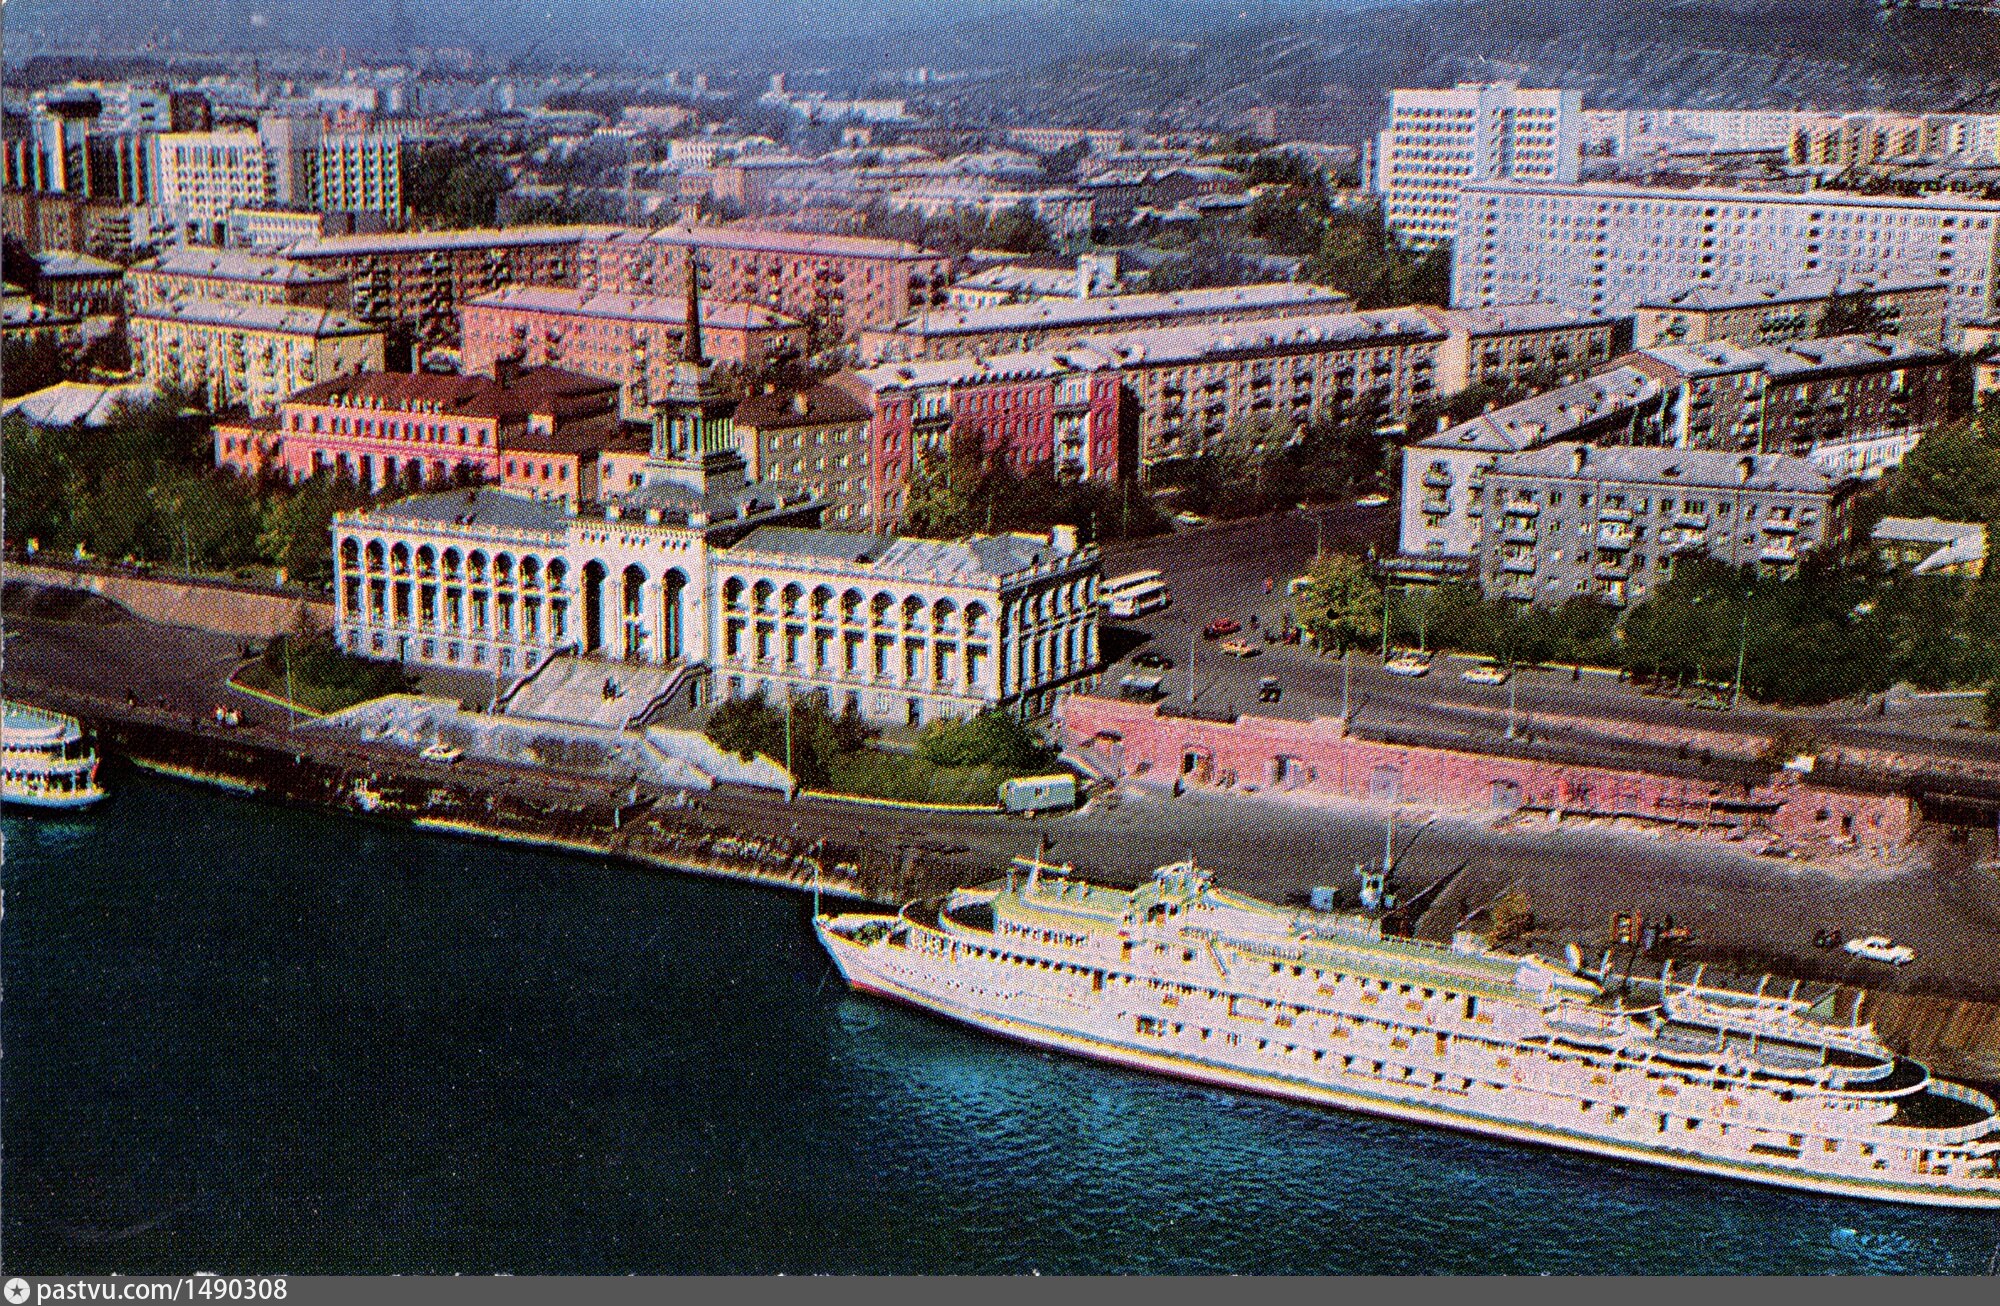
[850,345,1119,392]
[130,299,378,335]
[635,224,942,260]
[463,285,801,330]
[361,487,571,535]
[1872,516,1988,573]
[1417,302,1621,336]
[1491,442,1835,494]
[1637,268,1948,313]
[734,381,873,429]
[132,246,344,286]
[1,380,161,427]
[33,250,121,279]
[286,367,618,419]
[1087,307,1441,367]
[728,525,1090,585]
[284,224,622,259]
[1465,177,2000,212]
[881,282,1348,338]
[1423,366,1661,453]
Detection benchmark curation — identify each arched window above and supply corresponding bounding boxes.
[810,585,834,621]
[365,540,385,571]
[752,579,774,613]
[442,548,462,579]
[468,550,489,583]
[966,602,990,638]
[781,582,804,617]
[871,591,895,626]
[842,589,865,622]
[494,553,514,584]
[341,538,361,570]
[548,558,568,590]
[390,543,411,575]
[520,556,540,588]
[902,594,925,630]
[416,545,437,577]
[722,576,746,610]
[933,597,957,632]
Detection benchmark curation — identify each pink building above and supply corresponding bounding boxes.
[260,364,621,493]
[460,285,808,416]
[835,347,1128,528]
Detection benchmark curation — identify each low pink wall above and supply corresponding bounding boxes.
[1061,695,1912,852]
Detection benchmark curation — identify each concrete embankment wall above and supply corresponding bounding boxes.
[1857,990,2000,1090]
[1061,695,1914,853]
[7,561,334,639]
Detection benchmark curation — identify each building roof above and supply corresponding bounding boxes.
[1463,177,2000,214]
[849,344,1120,393]
[283,224,622,259]
[362,487,572,535]
[881,282,1346,338]
[1086,307,1441,367]
[130,299,378,336]
[1871,516,1988,573]
[1416,302,1620,337]
[641,224,941,261]
[733,381,872,429]
[1745,333,1950,375]
[1423,366,1661,454]
[132,246,344,286]
[462,285,801,330]
[2,380,160,427]
[1637,268,1947,313]
[1632,339,1769,378]
[729,525,1087,585]
[1490,442,1835,494]
[286,367,617,419]
[33,249,121,279]
[954,260,1125,299]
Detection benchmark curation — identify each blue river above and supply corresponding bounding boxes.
[6,769,1998,1274]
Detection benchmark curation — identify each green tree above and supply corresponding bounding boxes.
[979,205,1054,255]
[1818,289,1886,338]
[916,710,1052,771]
[1295,552,1384,653]
[702,691,869,788]
[404,143,510,228]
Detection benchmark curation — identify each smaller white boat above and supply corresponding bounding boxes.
[3,701,107,809]
[419,740,464,764]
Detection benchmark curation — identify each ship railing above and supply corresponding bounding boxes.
[1663,990,1888,1059]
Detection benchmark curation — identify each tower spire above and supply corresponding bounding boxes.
[681,248,706,366]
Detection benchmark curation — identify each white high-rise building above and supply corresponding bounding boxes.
[1453,180,2000,327]
[1374,82,1582,247]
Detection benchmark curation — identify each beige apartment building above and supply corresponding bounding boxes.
[129,299,384,416]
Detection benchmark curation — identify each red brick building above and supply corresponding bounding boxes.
[225,364,621,502]
[836,347,1128,527]
[578,225,951,342]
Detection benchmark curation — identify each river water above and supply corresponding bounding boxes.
[5,770,1997,1274]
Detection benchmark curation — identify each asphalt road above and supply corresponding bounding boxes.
[1098,507,2000,774]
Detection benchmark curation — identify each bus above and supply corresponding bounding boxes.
[1100,569,1171,619]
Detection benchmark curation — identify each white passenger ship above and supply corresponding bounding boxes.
[2,701,107,809]
[817,856,2000,1208]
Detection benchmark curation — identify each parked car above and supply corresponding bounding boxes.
[1219,639,1261,658]
[1843,935,1914,966]
[1174,511,1209,528]
[420,740,464,764]
[1202,618,1242,639]
[1258,676,1282,702]
[1384,654,1431,677]
[1461,663,1511,685]
[1132,650,1175,670]
[1354,493,1390,508]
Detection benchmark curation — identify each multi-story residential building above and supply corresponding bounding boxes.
[1375,83,1582,246]
[130,300,384,417]
[1089,308,1445,470]
[713,524,1099,724]
[150,129,275,244]
[1582,108,2000,166]
[2,299,83,355]
[227,207,331,250]
[1477,443,1845,606]
[2,188,141,260]
[126,247,351,311]
[730,382,876,526]
[1629,334,1957,475]
[577,226,951,341]
[1633,270,1950,348]
[1004,127,1127,156]
[460,285,806,414]
[840,348,1127,525]
[242,364,620,494]
[314,132,405,219]
[1395,366,1666,572]
[946,253,1128,307]
[859,282,1350,363]
[1413,302,1624,395]
[1452,180,2000,326]
[284,225,615,351]
[31,251,123,316]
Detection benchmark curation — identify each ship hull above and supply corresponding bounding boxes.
[820,919,2000,1211]
[3,784,108,810]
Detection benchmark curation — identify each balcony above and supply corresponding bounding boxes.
[1761,519,1799,535]
[1595,525,1633,550]
[1422,469,1454,489]
[1421,496,1451,516]
[1498,555,1536,574]
[1500,521,1538,544]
